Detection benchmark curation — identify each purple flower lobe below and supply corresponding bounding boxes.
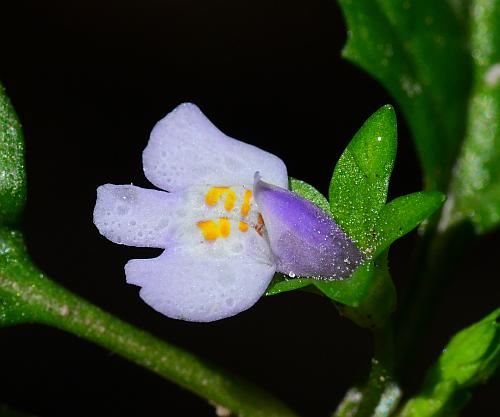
[254,178,364,279]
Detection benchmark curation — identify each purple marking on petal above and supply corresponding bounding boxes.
[254,178,365,279]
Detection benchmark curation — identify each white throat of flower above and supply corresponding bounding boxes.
[170,185,273,264]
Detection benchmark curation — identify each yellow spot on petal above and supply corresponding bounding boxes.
[205,187,228,206]
[205,187,237,212]
[238,221,249,232]
[197,220,218,241]
[197,218,231,241]
[224,191,236,211]
[241,190,252,217]
[219,217,231,238]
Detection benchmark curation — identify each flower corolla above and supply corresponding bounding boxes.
[94,103,363,322]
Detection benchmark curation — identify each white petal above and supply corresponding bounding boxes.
[125,246,276,322]
[142,103,288,191]
[93,184,183,248]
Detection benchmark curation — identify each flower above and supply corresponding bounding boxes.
[93,103,363,322]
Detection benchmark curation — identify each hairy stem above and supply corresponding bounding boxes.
[0,229,298,417]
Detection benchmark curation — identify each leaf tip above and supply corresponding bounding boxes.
[429,190,447,205]
[360,105,397,140]
[375,104,396,122]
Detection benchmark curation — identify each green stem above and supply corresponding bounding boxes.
[357,325,397,417]
[0,229,299,417]
[0,298,28,327]
[394,221,473,382]
[334,324,400,417]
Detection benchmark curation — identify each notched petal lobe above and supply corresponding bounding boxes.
[94,184,182,248]
[125,247,276,322]
[143,103,288,191]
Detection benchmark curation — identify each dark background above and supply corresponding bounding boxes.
[0,1,498,416]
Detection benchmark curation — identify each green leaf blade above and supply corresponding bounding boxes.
[269,106,400,309]
[269,107,435,317]
[444,1,500,234]
[265,274,314,297]
[329,104,397,251]
[399,308,500,417]
[338,0,471,191]
[438,308,500,387]
[0,82,26,225]
[313,261,375,307]
[289,177,330,214]
[266,262,375,308]
[374,191,445,256]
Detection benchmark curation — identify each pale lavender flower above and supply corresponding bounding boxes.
[94,103,363,322]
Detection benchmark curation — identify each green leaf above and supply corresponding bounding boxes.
[266,261,375,308]
[268,108,442,310]
[329,105,397,252]
[265,274,313,297]
[266,106,443,318]
[266,258,382,311]
[438,308,500,388]
[443,1,500,234]
[289,177,330,214]
[339,0,500,234]
[332,252,396,328]
[337,0,471,191]
[313,261,375,308]
[399,308,500,417]
[373,191,445,257]
[0,81,26,225]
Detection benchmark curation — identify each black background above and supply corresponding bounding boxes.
[0,1,498,416]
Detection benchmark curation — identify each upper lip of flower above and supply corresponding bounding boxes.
[93,102,363,322]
